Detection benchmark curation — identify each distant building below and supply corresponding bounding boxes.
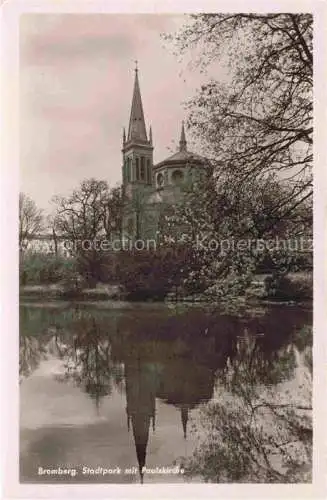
[121,67,209,242]
[22,233,71,258]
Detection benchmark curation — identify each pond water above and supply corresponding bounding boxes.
[19,301,312,484]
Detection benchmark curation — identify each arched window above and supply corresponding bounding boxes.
[123,159,127,182]
[126,158,131,182]
[172,169,184,184]
[140,156,145,181]
[147,159,151,184]
[135,157,140,181]
[157,172,164,188]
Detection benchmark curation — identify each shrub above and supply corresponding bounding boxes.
[20,252,76,285]
[113,248,191,300]
[264,272,312,301]
[60,271,85,298]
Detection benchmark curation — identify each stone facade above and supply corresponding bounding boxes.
[121,68,209,242]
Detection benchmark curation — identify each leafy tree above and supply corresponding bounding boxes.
[103,185,124,242]
[53,178,110,242]
[19,192,44,251]
[52,179,123,285]
[114,247,190,300]
[162,14,313,297]
[159,172,312,297]
[167,14,312,189]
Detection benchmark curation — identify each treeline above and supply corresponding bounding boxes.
[19,245,204,299]
[20,245,312,302]
[19,171,312,302]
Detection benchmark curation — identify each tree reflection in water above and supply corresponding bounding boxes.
[19,304,312,483]
[19,335,48,382]
[182,316,312,483]
[60,316,125,409]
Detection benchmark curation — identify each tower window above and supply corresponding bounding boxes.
[123,159,126,182]
[135,157,140,181]
[127,158,131,182]
[147,159,151,184]
[140,156,145,181]
[157,173,164,188]
[172,169,184,184]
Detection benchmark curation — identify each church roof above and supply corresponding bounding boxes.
[154,122,207,168]
[155,149,206,167]
[127,65,148,143]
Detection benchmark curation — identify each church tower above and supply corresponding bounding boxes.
[122,64,153,193]
[122,64,154,241]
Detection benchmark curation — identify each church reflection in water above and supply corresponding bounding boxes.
[124,359,158,483]
[123,351,215,483]
[19,304,312,484]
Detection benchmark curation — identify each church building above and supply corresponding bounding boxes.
[121,66,209,242]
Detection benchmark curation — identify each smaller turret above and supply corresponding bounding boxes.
[179,121,187,152]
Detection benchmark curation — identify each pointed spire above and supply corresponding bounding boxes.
[149,125,153,145]
[179,121,187,152]
[132,415,149,485]
[127,64,148,142]
[123,127,126,145]
[181,406,188,439]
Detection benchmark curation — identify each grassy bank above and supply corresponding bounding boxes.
[19,271,312,306]
[19,284,124,301]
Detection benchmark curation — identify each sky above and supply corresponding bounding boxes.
[19,13,220,213]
